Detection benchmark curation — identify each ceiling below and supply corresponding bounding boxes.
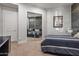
[0,3,18,9]
[25,3,72,9]
[0,3,72,9]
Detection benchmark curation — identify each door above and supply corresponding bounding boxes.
[3,7,18,41]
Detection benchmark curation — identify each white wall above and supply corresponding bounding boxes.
[0,3,71,42]
[18,4,47,42]
[27,17,29,29]
[0,5,3,36]
[0,5,18,41]
[47,5,71,35]
[2,6,18,41]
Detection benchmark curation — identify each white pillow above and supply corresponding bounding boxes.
[74,32,79,38]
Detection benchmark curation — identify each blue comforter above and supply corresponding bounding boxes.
[41,35,79,55]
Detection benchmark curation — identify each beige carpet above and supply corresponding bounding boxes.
[10,37,54,56]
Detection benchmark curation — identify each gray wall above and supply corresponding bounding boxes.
[72,13,79,31]
[71,12,79,35]
[71,4,79,36]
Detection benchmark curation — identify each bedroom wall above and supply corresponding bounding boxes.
[2,6,18,41]
[0,5,3,36]
[0,5,18,39]
[46,4,71,35]
[18,4,47,42]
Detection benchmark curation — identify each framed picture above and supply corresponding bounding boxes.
[53,16,63,28]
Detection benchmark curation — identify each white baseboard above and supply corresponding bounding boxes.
[11,40,17,42]
[18,39,27,44]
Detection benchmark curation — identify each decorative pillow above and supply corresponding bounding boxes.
[74,32,79,38]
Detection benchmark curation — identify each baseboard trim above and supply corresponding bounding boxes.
[18,39,27,44]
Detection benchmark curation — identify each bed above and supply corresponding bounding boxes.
[0,36,11,56]
[41,35,79,56]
